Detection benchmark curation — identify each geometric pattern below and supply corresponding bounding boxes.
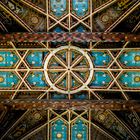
[0,0,139,32]
[1,42,140,97]
[44,46,94,94]
[0,33,139,42]
[0,0,140,140]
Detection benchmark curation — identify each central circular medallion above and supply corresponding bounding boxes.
[44,46,94,94]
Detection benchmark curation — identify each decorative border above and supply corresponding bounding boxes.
[0,99,139,111]
[0,33,139,42]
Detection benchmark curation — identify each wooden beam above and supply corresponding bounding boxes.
[0,100,140,111]
[0,33,139,42]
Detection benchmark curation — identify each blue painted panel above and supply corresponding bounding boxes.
[119,51,140,67]
[89,71,112,87]
[51,119,67,140]
[0,72,20,88]
[26,71,48,88]
[50,0,67,17]
[72,0,89,17]
[0,51,19,67]
[72,119,87,140]
[118,71,140,88]
[26,51,48,68]
[90,51,112,67]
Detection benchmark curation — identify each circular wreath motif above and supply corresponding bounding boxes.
[44,46,94,94]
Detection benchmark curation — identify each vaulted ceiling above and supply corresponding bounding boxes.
[0,0,140,140]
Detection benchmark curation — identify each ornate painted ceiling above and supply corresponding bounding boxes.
[0,0,140,140]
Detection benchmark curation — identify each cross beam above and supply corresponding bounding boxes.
[0,33,139,42]
[0,100,139,111]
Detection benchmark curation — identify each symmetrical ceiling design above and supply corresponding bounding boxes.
[0,0,140,140]
[0,42,140,140]
[1,42,140,98]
